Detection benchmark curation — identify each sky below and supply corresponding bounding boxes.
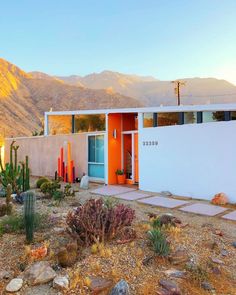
[0,0,236,85]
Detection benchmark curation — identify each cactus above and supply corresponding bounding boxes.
[24,192,36,243]
[0,141,30,193]
[0,183,13,216]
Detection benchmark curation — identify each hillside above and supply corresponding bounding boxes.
[56,71,236,106]
[0,59,142,138]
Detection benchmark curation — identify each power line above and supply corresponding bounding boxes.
[182,93,236,97]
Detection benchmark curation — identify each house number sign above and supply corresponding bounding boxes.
[142,141,158,146]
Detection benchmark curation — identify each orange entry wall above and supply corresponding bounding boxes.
[108,114,122,184]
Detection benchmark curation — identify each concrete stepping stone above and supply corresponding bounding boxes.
[221,211,236,221]
[137,196,190,208]
[90,185,136,196]
[179,203,227,216]
[115,191,152,201]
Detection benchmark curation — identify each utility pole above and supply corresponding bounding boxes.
[171,80,186,105]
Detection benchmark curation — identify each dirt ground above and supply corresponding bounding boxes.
[0,181,236,295]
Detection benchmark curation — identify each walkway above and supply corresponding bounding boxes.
[90,185,236,221]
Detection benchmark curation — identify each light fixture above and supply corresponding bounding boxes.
[113,129,117,139]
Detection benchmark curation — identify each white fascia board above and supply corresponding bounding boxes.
[44,103,236,117]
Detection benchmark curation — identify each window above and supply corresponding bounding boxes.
[48,115,72,135]
[88,135,104,179]
[231,111,236,120]
[74,114,105,133]
[202,111,225,123]
[157,112,179,126]
[184,112,197,124]
[143,113,154,128]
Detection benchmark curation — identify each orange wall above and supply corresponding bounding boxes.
[122,113,136,131]
[108,114,122,184]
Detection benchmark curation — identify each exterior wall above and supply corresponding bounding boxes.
[139,120,236,202]
[4,133,90,178]
[107,114,122,184]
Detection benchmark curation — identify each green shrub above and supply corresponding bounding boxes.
[40,180,61,197]
[53,190,64,203]
[148,229,170,256]
[36,177,50,188]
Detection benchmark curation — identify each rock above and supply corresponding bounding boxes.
[161,191,172,196]
[232,241,236,248]
[159,279,181,294]
[221,249,228,256]
[80,174,89,189]
[211,257,224,265]
[211,193,228,205]
[6,278,23,292]
[89,277,113,294]
[164,269,186,278]
[201,281,214,291]
[53,275,69,290]
[0,270,12,280]
[110,279,130,295]
[169,248,189,265]
[211,267,221,275]
[24,261,56,286]
[53,227,65,234]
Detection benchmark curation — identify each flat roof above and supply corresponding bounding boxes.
[45,103,236,116]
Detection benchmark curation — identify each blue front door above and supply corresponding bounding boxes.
[88,135,104,179]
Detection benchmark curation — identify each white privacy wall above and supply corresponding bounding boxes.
[139,121,236,202]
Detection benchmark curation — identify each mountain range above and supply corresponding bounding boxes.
[1,58,236,138]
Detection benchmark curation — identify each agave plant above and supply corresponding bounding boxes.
[148,228,170,256]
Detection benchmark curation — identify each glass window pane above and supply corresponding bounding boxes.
[88,136,95,162]
[158,112,179,126]
[143,113,154,128]
[231,111,236,120]
[202,111,225,123]
[48,115,72,135]
[95,135,104,163]
[74,114,105,133]
[184,112,197,124]
[88,164,104,178]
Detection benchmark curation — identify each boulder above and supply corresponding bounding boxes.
[53,275,69,290]
[232,241,236,248]
[24,261,56,286]
[164,269,186,278]
[169,248,189,265]
[159,279,181,294]
[211,193,228,205]
[110,279,130,295]
[89,276,113,294]
[201,281,214,291]
[6,278,23,292]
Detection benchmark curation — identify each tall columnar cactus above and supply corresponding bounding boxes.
[0,141,30,193]
[25,156,30,191]
[24,191,36,243]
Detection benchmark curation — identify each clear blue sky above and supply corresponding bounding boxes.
[0,0,236,84]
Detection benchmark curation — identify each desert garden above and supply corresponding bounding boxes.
[0,143,236,295]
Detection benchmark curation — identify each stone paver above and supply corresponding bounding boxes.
[179,203,227,216]
[115,191,152,201]
[90,185,136,196]
[137,196,190,208]
[221,210,236,221]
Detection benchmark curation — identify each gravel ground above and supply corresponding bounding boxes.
[0,181,236,294]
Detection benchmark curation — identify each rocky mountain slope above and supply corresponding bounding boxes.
[55,71,236,106]
[0,59,141,138]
